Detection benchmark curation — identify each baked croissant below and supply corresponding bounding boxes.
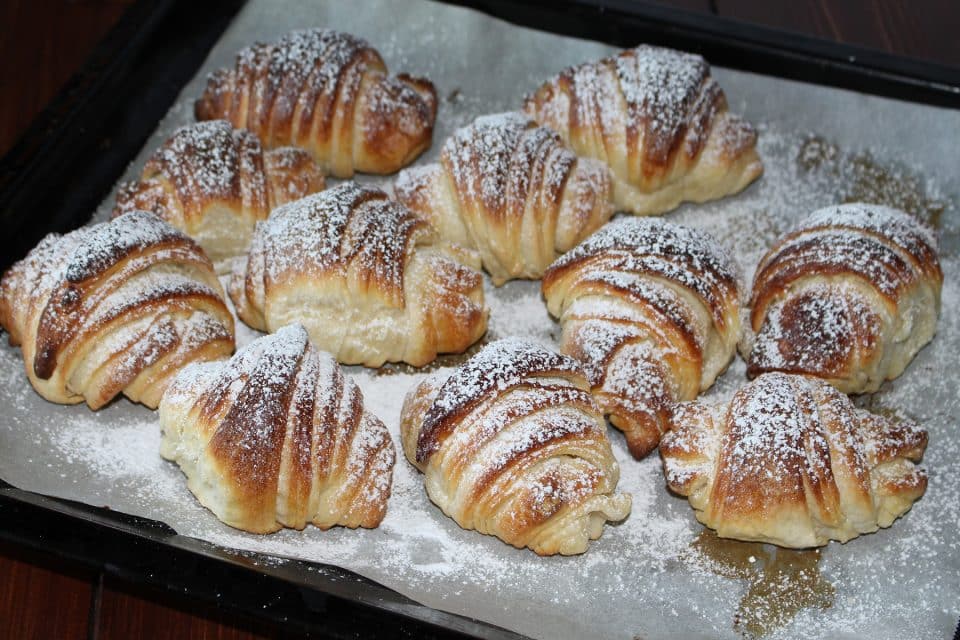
[0,210,234,409]
[523,44,763,216]
[230,182,487,367]
[542,217,741,459]
[114,120,325,271]
[399,338,631,555]
[159,324,394,533]
[195,28,437,177]
[394,112,614,285]
[742,203,942,394]
[660,372,928,548]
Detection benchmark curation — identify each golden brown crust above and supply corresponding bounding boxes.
[523,45,762,216]
[0,210,235,409]
[263,146,326,208]
[399,338,631,555]
[542,217,741,458]
[416,341,585,464]
[229,183,487,367]
[159,324,394,533]
[660,372,928,548]
[195,29,436,177]
[394,112,613,285]
[743,203,943,393]
[113,121,324,270]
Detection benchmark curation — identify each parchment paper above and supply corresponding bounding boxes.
[2,1,959,638]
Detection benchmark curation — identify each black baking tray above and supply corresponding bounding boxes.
[1,1,958,637]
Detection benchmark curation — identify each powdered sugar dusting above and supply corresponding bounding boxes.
[161,324,393,530]
[444,112,571,216]
[259,183,420,296]
[549,216,741,329]
[615,45,710,162]
[63,210,189,284]
[220,28,372,142]
[417,338,582,461]
[2,2,959,638]
[150,121,254,204]
[799,201,939,257]
[724,374,832,490]
[749,281,879,373]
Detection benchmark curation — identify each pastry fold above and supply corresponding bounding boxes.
[743,203,942,393]
[160,324,394,533]
[524,45,762,215]
[660,372,928,548]
[0,211,234,409]
[115,120,325,271]
[542,218,741,458]
[400,338,631,555]
[394,112,613,284]
[229,182,488,367]
[196,29,437,177]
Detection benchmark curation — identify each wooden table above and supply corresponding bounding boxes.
[1,1,957,638]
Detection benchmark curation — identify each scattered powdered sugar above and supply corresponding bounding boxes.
[53,414,164,479]
[484,278,558,346]
[3,135,958,639]
[2,3,959,638]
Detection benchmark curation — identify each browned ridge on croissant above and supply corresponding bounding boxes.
[0,210,234,409]
[542,217,741,458]
[399,338,631,555]
[196,28,437,177]
[229,182,488,367]
[661,372,928,548]
[160,324,394,533]
[416,337,586,464]
[524,44,762,216]
[394,112,613,285]
[744,203,942,394]
[114,120,325,270]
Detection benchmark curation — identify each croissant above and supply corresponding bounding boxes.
[523,44,763,216]
[229,182,487,367]
[542,217,741,459]
[399,338,631,555]
[195,29,437,177]
[660,372,928,548]
[159,324,394,533]
[743,203,942,394]
[393,112,613,285]
[0,210,234,410]
[114,120,325,271]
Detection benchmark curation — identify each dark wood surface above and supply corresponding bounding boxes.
[94,576,275,640]
[1,1,958,638]
[0,543,95,640]
[658,0,960,68]
[0,0,134,156]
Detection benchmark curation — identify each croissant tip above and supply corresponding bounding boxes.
[193,97,212,122]
[397,72,438,120]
